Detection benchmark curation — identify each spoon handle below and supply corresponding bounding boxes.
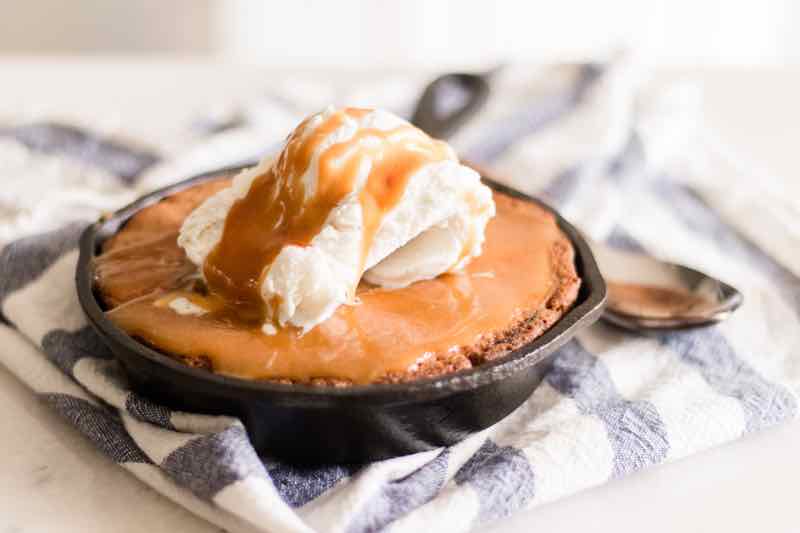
[410,72,491,140]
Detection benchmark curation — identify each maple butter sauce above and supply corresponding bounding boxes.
[96,109,567,384]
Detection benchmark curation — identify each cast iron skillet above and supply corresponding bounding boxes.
[76,164,606,464]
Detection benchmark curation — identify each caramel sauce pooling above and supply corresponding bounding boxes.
[97,179,565,384]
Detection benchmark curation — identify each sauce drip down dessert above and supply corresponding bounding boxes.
[205,108,453,311]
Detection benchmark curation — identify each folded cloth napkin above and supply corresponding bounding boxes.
[1,58,799,533]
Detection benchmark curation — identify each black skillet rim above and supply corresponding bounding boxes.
[76,163,606,405]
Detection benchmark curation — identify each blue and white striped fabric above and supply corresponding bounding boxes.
[1,59,798,533]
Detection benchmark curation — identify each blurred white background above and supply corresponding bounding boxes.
[2,5,800,533]
[1,0,798,67]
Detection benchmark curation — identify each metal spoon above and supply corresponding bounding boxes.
[590,240,743,331]
[410,70,743,331]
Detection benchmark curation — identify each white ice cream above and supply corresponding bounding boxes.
[178,107,495,332]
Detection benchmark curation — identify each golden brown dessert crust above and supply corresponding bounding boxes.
[97,179,581,386]
[377,237,579,384]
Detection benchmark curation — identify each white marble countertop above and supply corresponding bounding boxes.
[1,58,799,533]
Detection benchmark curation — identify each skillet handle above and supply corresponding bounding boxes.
[410,72,490,141]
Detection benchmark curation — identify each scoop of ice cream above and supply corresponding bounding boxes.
[178,106,495,332]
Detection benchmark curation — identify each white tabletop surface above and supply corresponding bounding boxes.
[1,58,799,533]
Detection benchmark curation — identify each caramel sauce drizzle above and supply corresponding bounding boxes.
[203,108,454,317]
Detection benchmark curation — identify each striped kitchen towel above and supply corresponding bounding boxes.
[1,58,799,533]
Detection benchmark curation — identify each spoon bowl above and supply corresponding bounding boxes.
[591,241,743,331]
